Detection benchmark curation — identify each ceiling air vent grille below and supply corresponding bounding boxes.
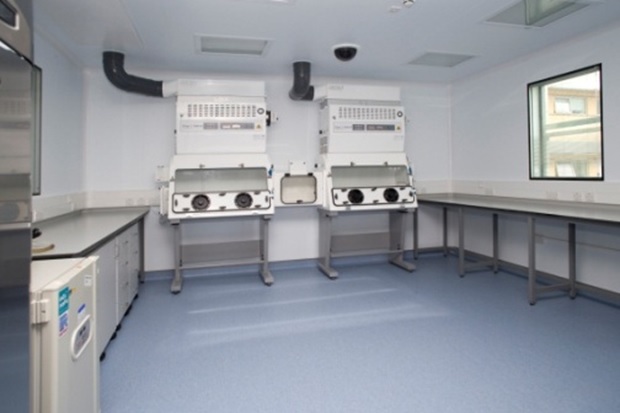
[409,52,475,68]
[194,34,271,56]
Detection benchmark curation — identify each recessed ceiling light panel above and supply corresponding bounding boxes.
[194,34,271,57]
[486,0,591,28]
[408,52,475,68]
[228,0,296,4]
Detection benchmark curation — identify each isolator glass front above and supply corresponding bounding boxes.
[174,168,269,192]
[331,165,409,188]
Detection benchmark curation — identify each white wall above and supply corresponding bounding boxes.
[81,70,452,271]
[32,33,86,212]
[452,22,620,196]
[449,22,620,293]
[33,31,86,221]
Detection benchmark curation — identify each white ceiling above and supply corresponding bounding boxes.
[32,0,620,83]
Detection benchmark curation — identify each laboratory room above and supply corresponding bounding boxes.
[3,0,620,412]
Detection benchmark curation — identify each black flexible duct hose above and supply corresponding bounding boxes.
[289,61,314,101]
[103,51,164,97]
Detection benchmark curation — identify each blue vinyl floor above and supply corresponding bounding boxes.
[100,255,620,413]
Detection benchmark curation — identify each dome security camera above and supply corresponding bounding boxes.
[333,44,359,62]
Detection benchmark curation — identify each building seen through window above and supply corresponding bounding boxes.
[529,65,602,179]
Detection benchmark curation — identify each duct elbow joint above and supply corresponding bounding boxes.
[102,51,164,98]
[289,61,314,101]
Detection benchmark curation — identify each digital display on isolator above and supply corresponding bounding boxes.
[367,124,396,131]
[220,122,255,130]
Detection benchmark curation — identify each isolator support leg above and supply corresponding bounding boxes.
[171,223,183,294]
[317,209,338,279]
[389,210,415,272]
[259,216,274,286]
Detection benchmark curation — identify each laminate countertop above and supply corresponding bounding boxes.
[418,193,620,224]
[32,207,150,260]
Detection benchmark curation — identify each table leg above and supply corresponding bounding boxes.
[138,218,146,283]
[493,213,499,273]
[568,222,577,299]
[528,217,537,305]
[413,208,419,260]
[443,207,448,257]
[458,207,465,277]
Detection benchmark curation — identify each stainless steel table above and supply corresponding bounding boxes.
[416,193,620,304]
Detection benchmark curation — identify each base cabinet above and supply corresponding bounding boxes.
[31,208,148,360]
[116,225,141,324]
[95,222,143,357]
[95,242,118,358]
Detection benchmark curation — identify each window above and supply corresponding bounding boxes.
[528,65,603,180]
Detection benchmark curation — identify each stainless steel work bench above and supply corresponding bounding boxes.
[415,193,620,305]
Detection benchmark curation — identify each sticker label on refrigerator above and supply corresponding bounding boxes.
[58,287,70,337]
[59,312,69,337]
[77,303,86,322]
[58,287,70,315]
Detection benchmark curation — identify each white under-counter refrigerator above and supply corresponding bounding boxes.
[30,257,100,413]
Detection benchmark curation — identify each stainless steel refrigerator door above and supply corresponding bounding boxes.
[0,225,32,411]
[0,0,32,60]
[0,4,33,410]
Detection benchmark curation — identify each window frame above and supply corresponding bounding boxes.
[32,64,42,196]
[527,64,604,181]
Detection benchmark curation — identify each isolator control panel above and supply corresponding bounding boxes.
[175,96,268,154]
[320,102,406,154]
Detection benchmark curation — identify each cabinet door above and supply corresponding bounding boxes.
[116,229,131,323]
[128,224,141,301]
[94,241,117,357]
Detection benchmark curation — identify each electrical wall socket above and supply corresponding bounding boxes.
[545,191,558,200]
